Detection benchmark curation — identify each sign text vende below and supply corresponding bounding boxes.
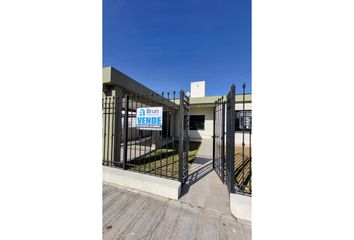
[136,107,163,130]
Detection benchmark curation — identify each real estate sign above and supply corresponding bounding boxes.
[136,107,163,130]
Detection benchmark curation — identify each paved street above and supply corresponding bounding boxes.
[103,183,251,240]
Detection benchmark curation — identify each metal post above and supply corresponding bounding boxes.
[110,97,115,166]
[107,97,111,164]
[160,92,164,177]
[172,91,176,178]
[212,105,216,169]
[178,90,184,182]
[166,92,170,177]
[242,83,246,188]
[228,84,236,193]
[114,87,122,167]
[221,97,225,182]
[133,94,137,171]
[185,95,189,178]
[123,94,129,170]
[249,130,252,194]
[103,97,107,165]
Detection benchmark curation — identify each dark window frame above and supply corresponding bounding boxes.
[235,110,252,132]
[189,115,205,130]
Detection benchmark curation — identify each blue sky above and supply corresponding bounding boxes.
[103,0,251,96]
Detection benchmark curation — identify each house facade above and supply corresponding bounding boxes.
[103,66,252,147]
[188,87,252,146]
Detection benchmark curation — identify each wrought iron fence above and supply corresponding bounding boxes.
[102,95,121,168]
[234,84,252,195]
[102,89,190,182]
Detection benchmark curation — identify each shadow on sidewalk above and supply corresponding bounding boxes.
[180,158,213,197]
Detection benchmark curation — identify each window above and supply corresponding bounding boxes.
[190,115,205,130]
[235,110,252,132]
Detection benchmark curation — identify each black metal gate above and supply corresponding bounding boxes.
[213,84,252,195]
[213,97,225,183]
[213,85,236,189]
[225,85,235,192]
[212,85,235,191]
[179,90,190,183]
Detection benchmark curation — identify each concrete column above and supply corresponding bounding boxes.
[152,131,161,148]
[114,87,123,164]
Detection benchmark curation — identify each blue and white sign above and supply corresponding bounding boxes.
[136,107,163,130]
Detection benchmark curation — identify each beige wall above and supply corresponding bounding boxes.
[102,88,122,163]
[189,106,214,141]
[188,103,252,146]
[235,102,252,111]
[235,132,251,146]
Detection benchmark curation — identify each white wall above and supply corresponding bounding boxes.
[188,103,252,145]
[190,81,205,97]
[189,106,213,141]
[235,102,252,111]
[103,166,181,200]
[230,193,252,221]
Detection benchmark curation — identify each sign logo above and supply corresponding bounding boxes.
[139,108,145,117]
[136,107,163,131]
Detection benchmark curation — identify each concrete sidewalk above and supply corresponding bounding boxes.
[179,160,231,214]
[103,139,251,240]
[103,183,251,240]
[180,139,230,214]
